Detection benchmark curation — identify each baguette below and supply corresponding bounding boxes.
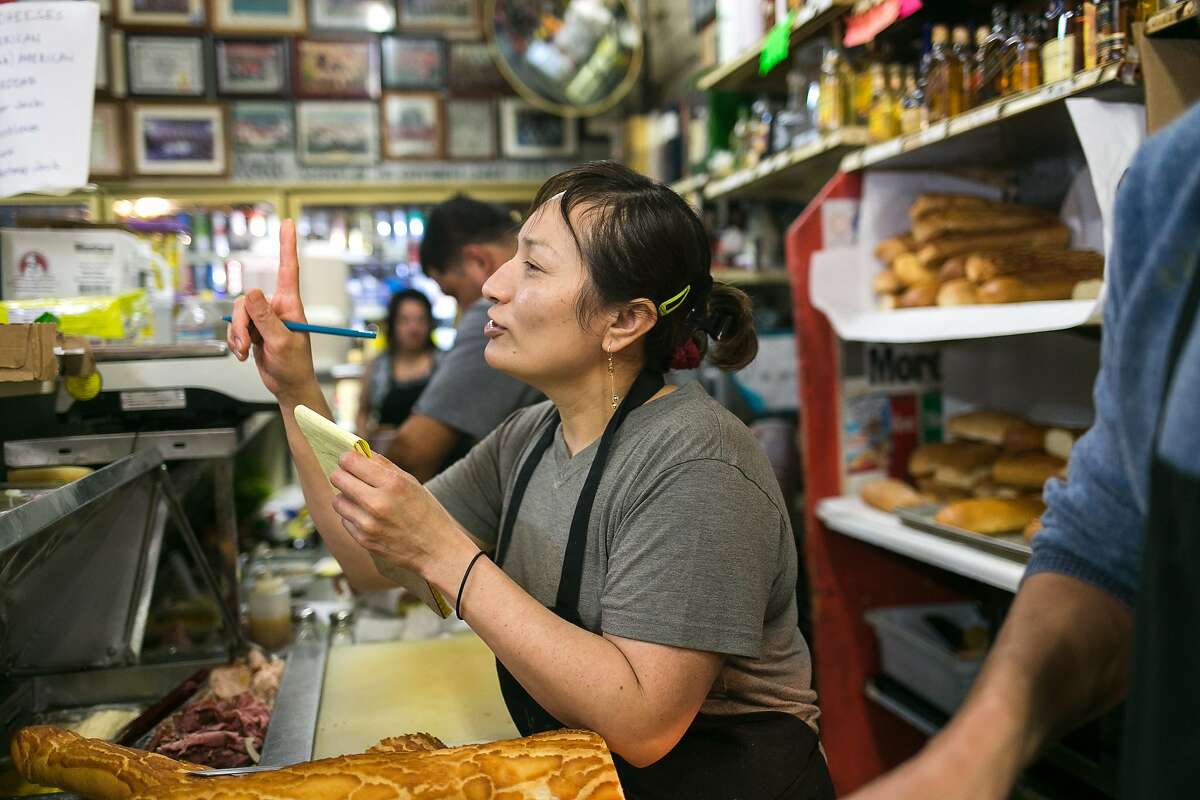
[912,208,1055,243]
[874,234,915,266]
[872,270,904,295]
[892,253,940,287]
[976,276,1079,304]
[916,224,1071,267]
[947,410,1028,445]
[11,726,625,800]
[861,478,926,513]
[1002,421,1050,453]
[992,452,1067,489]
[964,249,1104,282]
[908,194,1032,222]
[938,257,967,282]
[935,497,1046,535]
[937,278,978,306]
[896,282,939,308]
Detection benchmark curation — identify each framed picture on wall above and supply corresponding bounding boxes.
[308,0,394,32]
[115,0,204,28]
[215,39,289,95]
[445,97,494,159]
[232,101,295,152]
[89,102,125,177]
[293,37,381,98]
[499,99,576,158]
[129,103,228,176]
[126,35,208,97]
[381,92,442,159]
[296,100,379,165]
[380,35,445,89]
[397,0,479,37]
[447,41,505,91]
[211,0,307,34]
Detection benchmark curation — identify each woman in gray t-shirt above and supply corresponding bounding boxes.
[227,161,831,799]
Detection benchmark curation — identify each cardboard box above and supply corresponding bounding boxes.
[0,323,58,383]
[1,227,147,300]
[1138,24,1200,135]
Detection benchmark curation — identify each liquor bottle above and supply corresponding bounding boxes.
[732,107,751,168]
[1095,0,1125,64]
[774,57,818,151]
[975,5,1011,103]
[1042,1,1083,83]
[748,96,773,164]
[952,26,975,111]
[970,25,989,106]
[1010,15,1043,92]
[1001,13,1024,94]
[867,64,899,142]
[888,63,905,132]
[853,55,876,126]
[925,25,963,122]
[818,45,852,132]
[900,66,925,135]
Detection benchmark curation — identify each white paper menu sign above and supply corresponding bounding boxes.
[0,2,99,199]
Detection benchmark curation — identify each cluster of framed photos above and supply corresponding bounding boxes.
[90,96,579,177]
[86,0,582,178]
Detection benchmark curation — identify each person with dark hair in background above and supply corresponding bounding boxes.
[356,288,440,436]
[228,161,832,798]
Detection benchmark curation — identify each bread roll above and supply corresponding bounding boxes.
[872,270,904,295]
[971,481,1024,499]
[908,194,1033,222]
[915,479,973,503]
[947,411,1028,445]
[964,249,1104,282]
[938,257,967,282]
[916,224,1071,268]
[892,253,940,287]
[992,452,1067,489]
[937,278,978,306]
[1002,421,1050,453]
[861,478,925,512]
[931,443,1002,489]
[912,208,1054,243]
[896,283,939,308]
[935,497,1046,535]
[1044,427,1086,460]
[1023,516,1043,541]
[976,276,1078,304]
[1072,279,1104,300]
[874,234,915,266]
[11,726,625,800]
[909,441,998,478]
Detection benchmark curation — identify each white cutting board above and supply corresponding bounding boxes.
[312,632,518,758]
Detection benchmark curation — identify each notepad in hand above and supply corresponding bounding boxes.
[293,405,451,618]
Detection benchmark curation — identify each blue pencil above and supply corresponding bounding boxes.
[221,315,377,339]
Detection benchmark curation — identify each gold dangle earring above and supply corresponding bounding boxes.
[608,349,618,410]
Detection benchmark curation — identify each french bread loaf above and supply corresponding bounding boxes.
[11,726,625,800]
[964,249,1104,282]
[937,278,978,306]
[908,194,1033,222]
[916,225,1071,268]
[976,276,1079,304]
[861,478,926,513]
[992,452,1067,489]
[892,253,940,287]
[935,497,1046,535]
[874,234,915,265]
[947,411,1028,445]
[912,208,1055,243]
[938,257,967,282]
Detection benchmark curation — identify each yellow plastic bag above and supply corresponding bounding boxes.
[0,290,149,341]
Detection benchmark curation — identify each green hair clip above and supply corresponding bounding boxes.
[658,285,691,317]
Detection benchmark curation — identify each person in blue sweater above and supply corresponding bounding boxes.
[849,102,1200,798]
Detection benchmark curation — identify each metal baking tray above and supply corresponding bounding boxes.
[896,505,1033,563]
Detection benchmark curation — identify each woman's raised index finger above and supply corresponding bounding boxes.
[276,219,301,298]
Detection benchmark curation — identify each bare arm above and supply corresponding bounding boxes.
[331,453,724,766]
[849,572,1132,799]
[382,413,461,482]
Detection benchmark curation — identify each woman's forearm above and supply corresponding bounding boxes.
[425,542,703,766]
[278,387,396,593]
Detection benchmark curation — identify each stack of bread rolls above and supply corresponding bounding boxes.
[860,410,1087,541]
[872,193,1104,309]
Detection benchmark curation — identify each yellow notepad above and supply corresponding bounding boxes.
[293,405,451,618]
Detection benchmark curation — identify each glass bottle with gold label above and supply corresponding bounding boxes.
[952,26,975,111]
[1009,15,1042,92]
[976,5,1011,103]
[925,25,963,122]
[1042,1,1082,83]
[969,25,989,106]
[900,65,925,135]
[867,64,899,142]
[853,60,875,126]
[818,45,852,133]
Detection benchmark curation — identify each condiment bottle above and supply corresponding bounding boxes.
[248,573,291,651]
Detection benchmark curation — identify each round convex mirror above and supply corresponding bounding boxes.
[486,0,644,118]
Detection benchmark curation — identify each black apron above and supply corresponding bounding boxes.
[1121,257,1200,798]
[492,371,834,800]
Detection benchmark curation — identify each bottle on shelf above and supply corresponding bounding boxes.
[975,5,1011,104]
[1095,0,1127,64]
[774,56,819,152]
[969,25,989,106]
[888,64,905,133]
[852,50,876,126]
[900,65,925,135]
[1008,15,1043,93]
[732,106,751,168]
[925,24,964,123]
[1042,1,1083,84]
[1082,1,1099,69]
[867,64,899,142]
[748,96,773,165]
[817,45,853,133]
[952,26,975,112]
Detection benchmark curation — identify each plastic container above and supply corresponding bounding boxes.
[864,603,987,714]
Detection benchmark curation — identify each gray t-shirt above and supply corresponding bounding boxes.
[428,381,819,729]
[413,298,543,443]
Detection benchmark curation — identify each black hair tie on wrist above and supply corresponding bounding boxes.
[455,551,487,620]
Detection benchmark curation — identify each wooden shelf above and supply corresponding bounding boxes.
[713,269,791,287]
[817,496,1025,592]
[669,174,709,197]
[1147,1,1199,37]
[839,64,1140,172]
[696,0,855,93]
[704,128,869,201]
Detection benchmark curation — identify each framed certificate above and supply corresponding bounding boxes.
[232,101,295,153]
[126,35,208,97]
[445,97,494,160]
[215,39,289,95]
[114,0,204,27]
[296,101,379,165]
[381,91,443,159]
[129,103,229,176]
[211,0,307,34]
[293,36,380,98]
